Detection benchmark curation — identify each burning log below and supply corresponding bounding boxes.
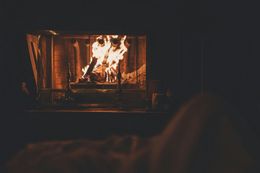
[86,57,97,75]
[81,57,98,80]
[81,57,107,82]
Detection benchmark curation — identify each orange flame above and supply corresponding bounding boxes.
[81,35,128,82]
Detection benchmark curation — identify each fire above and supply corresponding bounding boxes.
[81,35,128,83]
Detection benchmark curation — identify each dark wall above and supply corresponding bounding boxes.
[1,0,260,167]
[1,0,260,113]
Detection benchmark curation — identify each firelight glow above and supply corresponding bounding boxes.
[81,35,128,82]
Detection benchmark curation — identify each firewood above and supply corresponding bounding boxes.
[86,57,97,75]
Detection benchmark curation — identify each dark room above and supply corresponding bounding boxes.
[1,0,260,172]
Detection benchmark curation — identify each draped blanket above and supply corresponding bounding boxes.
[6,94,260,173]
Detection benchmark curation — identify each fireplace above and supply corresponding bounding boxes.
[27,30,148,109]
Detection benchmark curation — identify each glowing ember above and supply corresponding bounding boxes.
[81,35,128,82]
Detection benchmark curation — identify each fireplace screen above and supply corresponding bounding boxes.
[27,30,147,108]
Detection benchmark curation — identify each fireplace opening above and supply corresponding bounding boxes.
[27,30,148,109]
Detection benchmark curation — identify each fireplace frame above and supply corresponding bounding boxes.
[26,30,152,109]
